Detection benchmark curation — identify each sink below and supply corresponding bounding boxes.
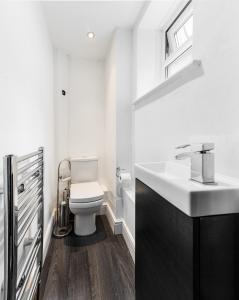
[135,161,239,217]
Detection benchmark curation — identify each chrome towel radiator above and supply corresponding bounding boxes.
[4,148,44,300]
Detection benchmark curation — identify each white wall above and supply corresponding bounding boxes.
[68,58,105,184]
[105,29,133,221]
[105,39,117,202]
[136,29,160,98]
[54,49,70,164]
[135,0,239,179]
[116,30,133,175]
[0,1,55,287]
[0,0,55,233]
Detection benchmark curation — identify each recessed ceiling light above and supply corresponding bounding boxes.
[87,32,95,39]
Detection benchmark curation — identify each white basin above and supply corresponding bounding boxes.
[135,161,239,217]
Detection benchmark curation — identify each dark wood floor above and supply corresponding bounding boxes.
[40,216,135,300]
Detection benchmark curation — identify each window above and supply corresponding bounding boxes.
[163,1,193,79]
[175,15,193,47]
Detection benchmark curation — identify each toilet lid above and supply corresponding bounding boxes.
[70,181,104,203]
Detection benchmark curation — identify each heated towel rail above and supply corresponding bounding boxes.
[4,148,44,300]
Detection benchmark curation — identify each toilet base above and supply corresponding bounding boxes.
[74,213,96,236]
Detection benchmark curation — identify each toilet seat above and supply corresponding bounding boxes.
[70,181,104,203]
[70,199,103,210]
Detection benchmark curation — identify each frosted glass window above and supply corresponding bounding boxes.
[164,0,193,79]
[175,15,193,48]
[166,48,192,78]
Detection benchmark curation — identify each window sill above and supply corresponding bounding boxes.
[133,60,203,110]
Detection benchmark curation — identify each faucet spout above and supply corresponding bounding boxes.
[175,152,192,160]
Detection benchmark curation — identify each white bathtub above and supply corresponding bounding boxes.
[122,187,135,240]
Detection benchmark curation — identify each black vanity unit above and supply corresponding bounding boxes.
[136,179,239,300]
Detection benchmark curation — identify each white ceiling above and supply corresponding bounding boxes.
[139,0,177,29]
[42,1,144,60]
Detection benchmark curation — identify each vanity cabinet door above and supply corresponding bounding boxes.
[136,179,198,300]
[136,179,239,300]
[199,215,239,300]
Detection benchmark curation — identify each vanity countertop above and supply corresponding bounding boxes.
[135,161,239,217]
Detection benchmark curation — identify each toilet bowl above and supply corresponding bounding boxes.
[69,181,104,236]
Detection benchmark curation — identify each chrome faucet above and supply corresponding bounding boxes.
[175,143,215,184]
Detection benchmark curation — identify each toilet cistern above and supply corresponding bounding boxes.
[175,143,215,184]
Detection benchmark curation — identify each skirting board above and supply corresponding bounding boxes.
[122,221,135,263]
[103,202,135,262]
[43,209,55,263]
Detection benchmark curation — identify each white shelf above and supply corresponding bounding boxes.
[133,60,203,110]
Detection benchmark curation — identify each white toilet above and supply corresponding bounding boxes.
[69,157,104,236]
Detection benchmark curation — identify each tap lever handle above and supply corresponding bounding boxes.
[175,144,191,149]
[176,143,214,152]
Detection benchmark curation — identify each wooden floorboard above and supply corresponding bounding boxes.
[40,216,135,300]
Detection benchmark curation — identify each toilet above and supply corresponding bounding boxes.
[69,157,104,236]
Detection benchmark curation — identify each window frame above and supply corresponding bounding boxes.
[161,0,193,79]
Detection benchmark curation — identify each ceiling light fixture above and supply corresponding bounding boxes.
[87,32,95,39]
